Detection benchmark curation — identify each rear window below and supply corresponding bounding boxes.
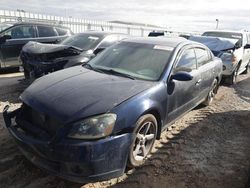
[56,27,68,36]
[37,26,57,37]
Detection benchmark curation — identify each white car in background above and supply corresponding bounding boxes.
[200,30,250,84]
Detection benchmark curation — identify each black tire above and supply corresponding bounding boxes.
[227,64,240,85]
[24,67,30,79]
[242,62,249,74]
[128,114,158,167]
[203,79,218,106]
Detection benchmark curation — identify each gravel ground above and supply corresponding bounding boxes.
[0,72,249,188]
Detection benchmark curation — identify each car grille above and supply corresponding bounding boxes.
[21,104,62,136]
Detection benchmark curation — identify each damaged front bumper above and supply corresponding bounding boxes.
[3,105,132,183]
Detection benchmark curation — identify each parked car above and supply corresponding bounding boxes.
[20,31,128,79]
[191,30,250,84]
[0,21,72,70]
[3,37,222,182]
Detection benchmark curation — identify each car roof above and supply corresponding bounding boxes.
[5,21,70,29]
[76,31,128,37]
[123,37,188,47]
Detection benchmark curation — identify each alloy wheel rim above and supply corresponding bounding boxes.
[133,122,156,162]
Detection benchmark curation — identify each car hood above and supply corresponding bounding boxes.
[22,41,83,54]
[20,66,154,123]
[189,36,239,52]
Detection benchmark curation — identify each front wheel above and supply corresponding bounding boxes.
[227,64,240,85]
[242,62,249,74]
[203,79,218,106]
[128,114,158,167]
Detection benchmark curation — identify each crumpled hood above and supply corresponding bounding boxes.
[189,36,239,52]
[20,66,154,123]
[22,41,83,54]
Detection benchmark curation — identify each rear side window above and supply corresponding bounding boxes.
[175,48,197,72]
[56,27,68,36]
[37,26,57,37]
[195,48,210,67]
[5,25,36,39]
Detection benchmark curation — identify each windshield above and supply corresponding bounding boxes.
[88,42,173,81]
[0,23,13,33]
[202,31,242,46]
[61,33,103,50]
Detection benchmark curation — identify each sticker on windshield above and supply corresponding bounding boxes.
[88,36,99,40]
[153,45,173,51]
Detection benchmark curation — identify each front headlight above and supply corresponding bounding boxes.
[68,114,117,139]
[220,52,237,64]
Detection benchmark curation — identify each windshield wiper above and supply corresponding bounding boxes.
[83,64,105,73]
[101,68,136,80]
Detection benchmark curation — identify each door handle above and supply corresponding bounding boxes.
[195,79,202,85]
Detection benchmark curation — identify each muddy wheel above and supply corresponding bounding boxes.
[227,64,240,85]
[128,114,157,167]
[24,68,30,79]
[242,62,249,74]
[203,79,218,106]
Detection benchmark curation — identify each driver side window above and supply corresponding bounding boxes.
[175,48,197,72]
[4,25,36,39]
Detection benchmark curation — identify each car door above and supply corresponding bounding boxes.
[194,47,215,100]
[36,25,60,44]
[167,47,201,123]
[0,24,36,67]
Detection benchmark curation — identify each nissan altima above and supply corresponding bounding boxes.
[3,37,222,182]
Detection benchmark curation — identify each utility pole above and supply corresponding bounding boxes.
[216,19,219,29]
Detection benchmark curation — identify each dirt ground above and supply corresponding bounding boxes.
[0,72,250,188]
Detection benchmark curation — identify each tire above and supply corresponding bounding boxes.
[242,62,249,74]
[23,67,30,79]
[128,114,158,167]
[227,64,240,85]
[203,79,218,106]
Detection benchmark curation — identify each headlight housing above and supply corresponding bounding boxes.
[220,52,237,64]
[68,114,117,139]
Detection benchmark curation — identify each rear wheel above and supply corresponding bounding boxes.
[128,114,157,167]
[203,79,218,106]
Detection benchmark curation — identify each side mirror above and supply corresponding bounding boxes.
[94,47,105,55]
[171,71,193,81]
[244,44,250,49]
[0,35,11,43]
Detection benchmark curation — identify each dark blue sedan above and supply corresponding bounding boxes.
[3,37,222,182]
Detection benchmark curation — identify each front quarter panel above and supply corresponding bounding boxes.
[111,82,167,135]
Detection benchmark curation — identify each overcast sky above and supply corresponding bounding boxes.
[0,0,250,32]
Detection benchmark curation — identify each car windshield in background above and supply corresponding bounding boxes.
[61,33,102,50]
[0,23,13,33]
[202,32,242,46]
[88,42,173,81]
